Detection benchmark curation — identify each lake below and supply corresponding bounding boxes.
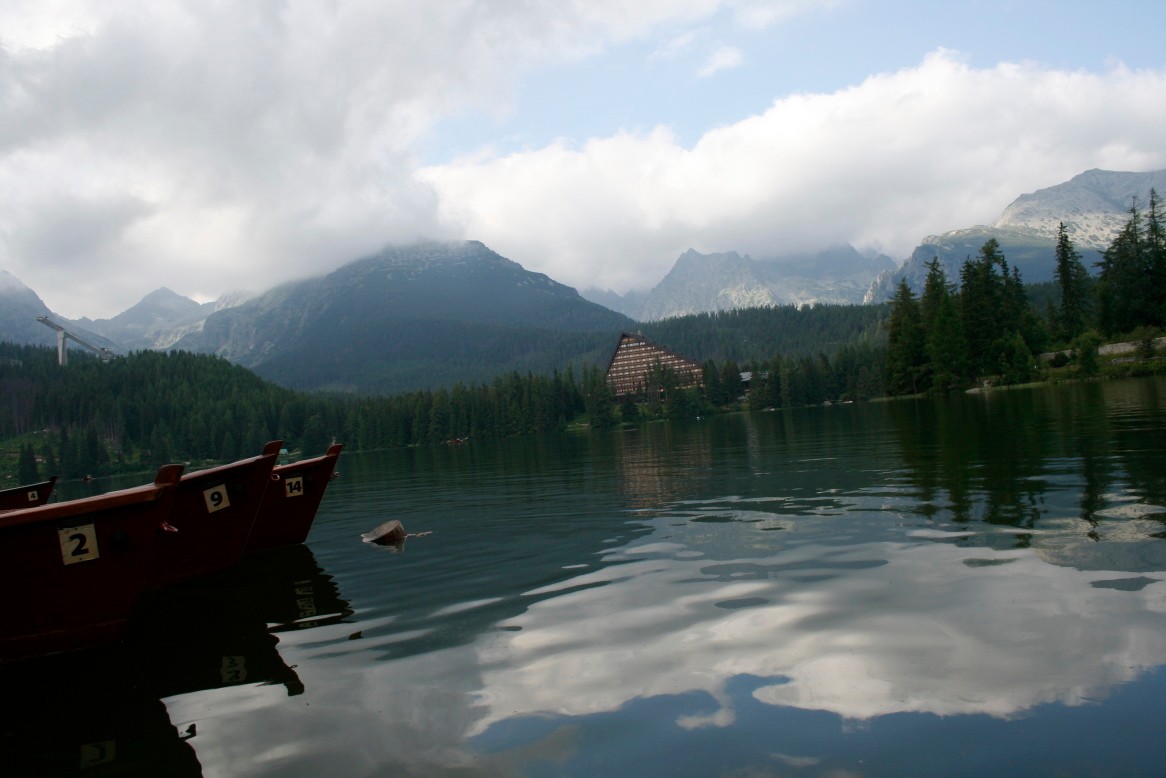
[4,376,1165,776]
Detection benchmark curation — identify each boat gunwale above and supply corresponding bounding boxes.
[0,465,183,528]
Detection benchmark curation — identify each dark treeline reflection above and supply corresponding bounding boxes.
[887,378,1166,555]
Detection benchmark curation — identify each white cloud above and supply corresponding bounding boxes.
[423,51,1166,294]
[728,0,843,30]
[1,1,1164,317]
[698,45,744,77]
[2,0,776,317]
[651,31,699,60]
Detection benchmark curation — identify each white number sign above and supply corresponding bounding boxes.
[284,476,304,498]
[58,523,100,565]
[203,484,230,513]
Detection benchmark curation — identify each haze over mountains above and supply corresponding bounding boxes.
[1,168,1162,392]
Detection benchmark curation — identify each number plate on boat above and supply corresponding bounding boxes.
[203,484,231,513]
[59,523,100,565]
[284,476,304,497]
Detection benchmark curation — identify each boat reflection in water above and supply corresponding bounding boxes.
[0,543,351,776]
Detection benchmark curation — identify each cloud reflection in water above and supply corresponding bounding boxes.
[471,529,1166,734]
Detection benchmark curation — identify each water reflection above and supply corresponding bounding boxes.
[9,378,1166,776]
[472,535,1165,728]
[0,545,351,776]
[887,381,1166,561]
[614,422,712,510]
[1,651,204,777]
[459,379,1166,769]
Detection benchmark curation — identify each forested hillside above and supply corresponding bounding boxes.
[639,304,888,364]
[172,241,634,394]
[0,343,609,482]
[2,345,302,478]
[884,192,1166,395]
[1,329,890,485]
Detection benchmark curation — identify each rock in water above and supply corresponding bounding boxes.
[362,519,407,544]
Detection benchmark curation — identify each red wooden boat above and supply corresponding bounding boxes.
[0,475,57,511]
[246,444,343,551]
[0,465,184,663]
[144,441,281,591]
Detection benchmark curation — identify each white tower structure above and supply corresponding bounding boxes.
[35,316,116,366]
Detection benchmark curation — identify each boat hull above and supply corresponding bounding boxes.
[144,442,281,591]
[246,444,343,552]
[0,466,183,663]
[0,476,57,511]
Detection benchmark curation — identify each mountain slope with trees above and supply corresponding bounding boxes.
[885,190,1166,395]
[173,241,635,393]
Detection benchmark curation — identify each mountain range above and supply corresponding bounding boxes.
[584,245,897,320]
[863,168,1166,302]
[2,167,1162,392]
[173,241,631,392]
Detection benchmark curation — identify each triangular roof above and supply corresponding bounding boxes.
[604,332,703,398]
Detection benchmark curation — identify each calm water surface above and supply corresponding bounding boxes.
[5,377,1166,777]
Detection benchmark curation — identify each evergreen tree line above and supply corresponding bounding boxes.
[886,238,1045,394]
[886,194,1165,395]
[1092,190,1166,336]
[614,339,887,425]
[639,303,888,364]
[0,342,625,478]
[3,330,891,482]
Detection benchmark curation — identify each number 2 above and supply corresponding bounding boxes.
[58,523,100,565]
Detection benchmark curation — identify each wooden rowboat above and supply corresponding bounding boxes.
[246,444,343,552]
[0,465,184,663]
[144,441,282,591]
[0,476,57,511]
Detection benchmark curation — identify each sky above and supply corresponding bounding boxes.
[2,0,1166,319]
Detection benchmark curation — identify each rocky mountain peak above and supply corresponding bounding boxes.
[865,168,1166,303]
[991,168,1166,249]
[599,245,895,321]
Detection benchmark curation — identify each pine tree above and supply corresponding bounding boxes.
[702,360,725,406]
[40,441,58,476]
[581,364,616,428]
[920,259,958,388]
[959,238,1033,376]
[887,280,926,394]
[58,427,73,478]
[719,360,743,404]
[959,251,996,376]
[1097,199,1149,335]
[1054,222,1089,340]
[301,413,330,454]
[927,293,966,391]
[1147,188,1166,325]
[18,443,40,483]
[919,258,950,334]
